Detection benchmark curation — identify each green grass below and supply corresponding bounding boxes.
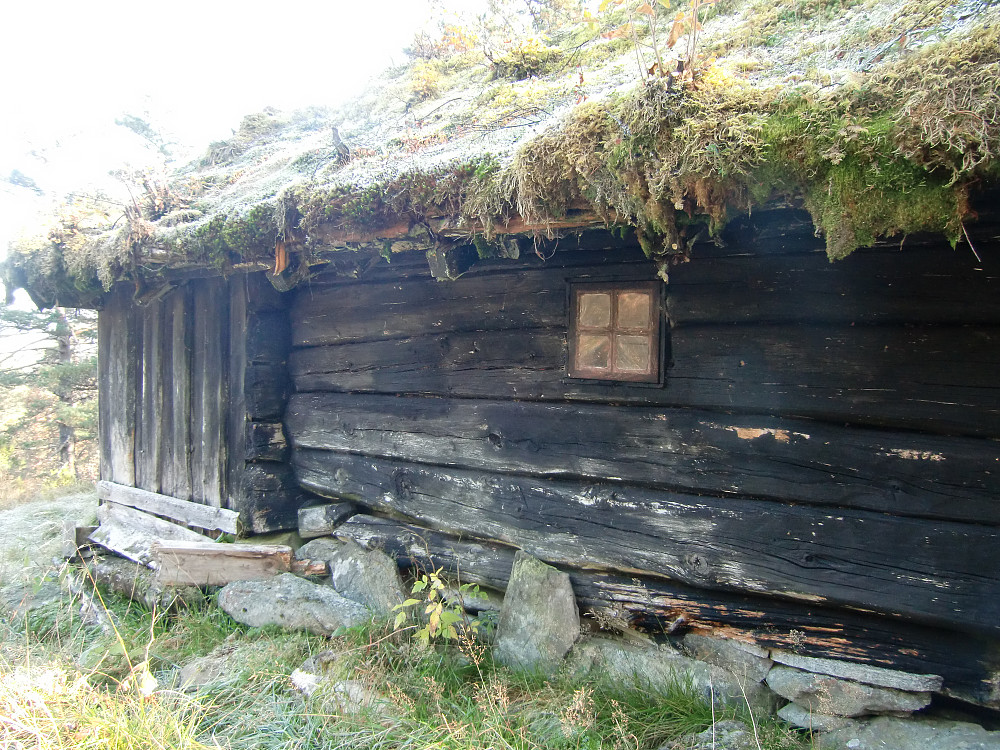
[0,498,810,750]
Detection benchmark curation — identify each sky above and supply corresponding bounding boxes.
[0,0,446,267]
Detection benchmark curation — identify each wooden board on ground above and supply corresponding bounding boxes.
[61,522,98,560]
[89,503,211,566]
[97,480,240,535]
[151,541,327,586]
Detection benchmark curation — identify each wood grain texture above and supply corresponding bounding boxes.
[338,513,998,705]
[286,393,1000,524]
[98,480,240,534]
[98,285,137,486]
[151,541,293,586]
[290,323,1000,436]
[90,502,210,565]
[296,451,1000,633]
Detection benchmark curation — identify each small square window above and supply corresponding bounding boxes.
[568,281,662,382]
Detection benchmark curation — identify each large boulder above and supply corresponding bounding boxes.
[494,551,579,674]
[766,665,931,717]
[218,573,370,634]
[326,541,406,617]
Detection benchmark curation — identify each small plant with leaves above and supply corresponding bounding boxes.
[393,567,481,647]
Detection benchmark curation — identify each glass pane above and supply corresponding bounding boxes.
[615,335,651,373]
[576,333,611,370]
[618,291,651,329]
[578,292,611,328]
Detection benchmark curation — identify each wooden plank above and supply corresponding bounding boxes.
[298,502,358,539]
[97,480,241,534]
[151,540,293,586]
[89,502,210,566]
[136,300,162,492]
[166,287,192,500]
[227,274,249,520]
[191,279,228,506]
[290,323,1000,436]
[286,392,1000,524]
[297,451,1000,634]
[99,285,137,485]
[338,513,998,705]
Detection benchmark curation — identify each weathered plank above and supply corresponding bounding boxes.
[191,278,228,505]
[298,502,358,539]
[98,284,137,485]
[89,503,211,566]
[286,393,1000,524]
[151,541,294,586]
[338,514,998,706]
[164,288,192,499]
[97,480,241,534]
[136,300,162,493]
[297,451,1000,633]
[227,274,249,520]
[290,323,1000,436]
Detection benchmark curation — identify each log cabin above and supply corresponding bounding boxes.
[3,0,999,710]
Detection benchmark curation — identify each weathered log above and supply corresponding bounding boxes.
[337,514,998,706]
[290,323,1000,437]
[245,422,288,462]
[295,451,1000,634]
[286,392,1000,525]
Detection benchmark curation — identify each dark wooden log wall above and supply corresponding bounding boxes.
[98,274,300,533]
[284,209,1000,705]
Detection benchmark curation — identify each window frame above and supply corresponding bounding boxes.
[566,280,665,384]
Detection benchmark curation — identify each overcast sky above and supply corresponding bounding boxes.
[0,0,449,263]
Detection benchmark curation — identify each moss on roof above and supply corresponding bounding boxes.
[5,0,999,305]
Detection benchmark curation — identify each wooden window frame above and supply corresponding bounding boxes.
[567,281,663,384]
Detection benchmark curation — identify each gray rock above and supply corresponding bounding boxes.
[770,651,943,693]
[327,540,405,617]
[218,573,370,634]
[766,665,931,717]
[778,701,859,732]
[88,555,202,611]
[566,636,776,712]
[494,551,580,674]
[818,716,1000,750]
[682,634,773,684]
[0,580,63,619]
[664,720,756,750]
[295,538,342,563]
[179,641,255,688]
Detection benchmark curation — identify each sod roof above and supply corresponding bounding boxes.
[4,0,999,307]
